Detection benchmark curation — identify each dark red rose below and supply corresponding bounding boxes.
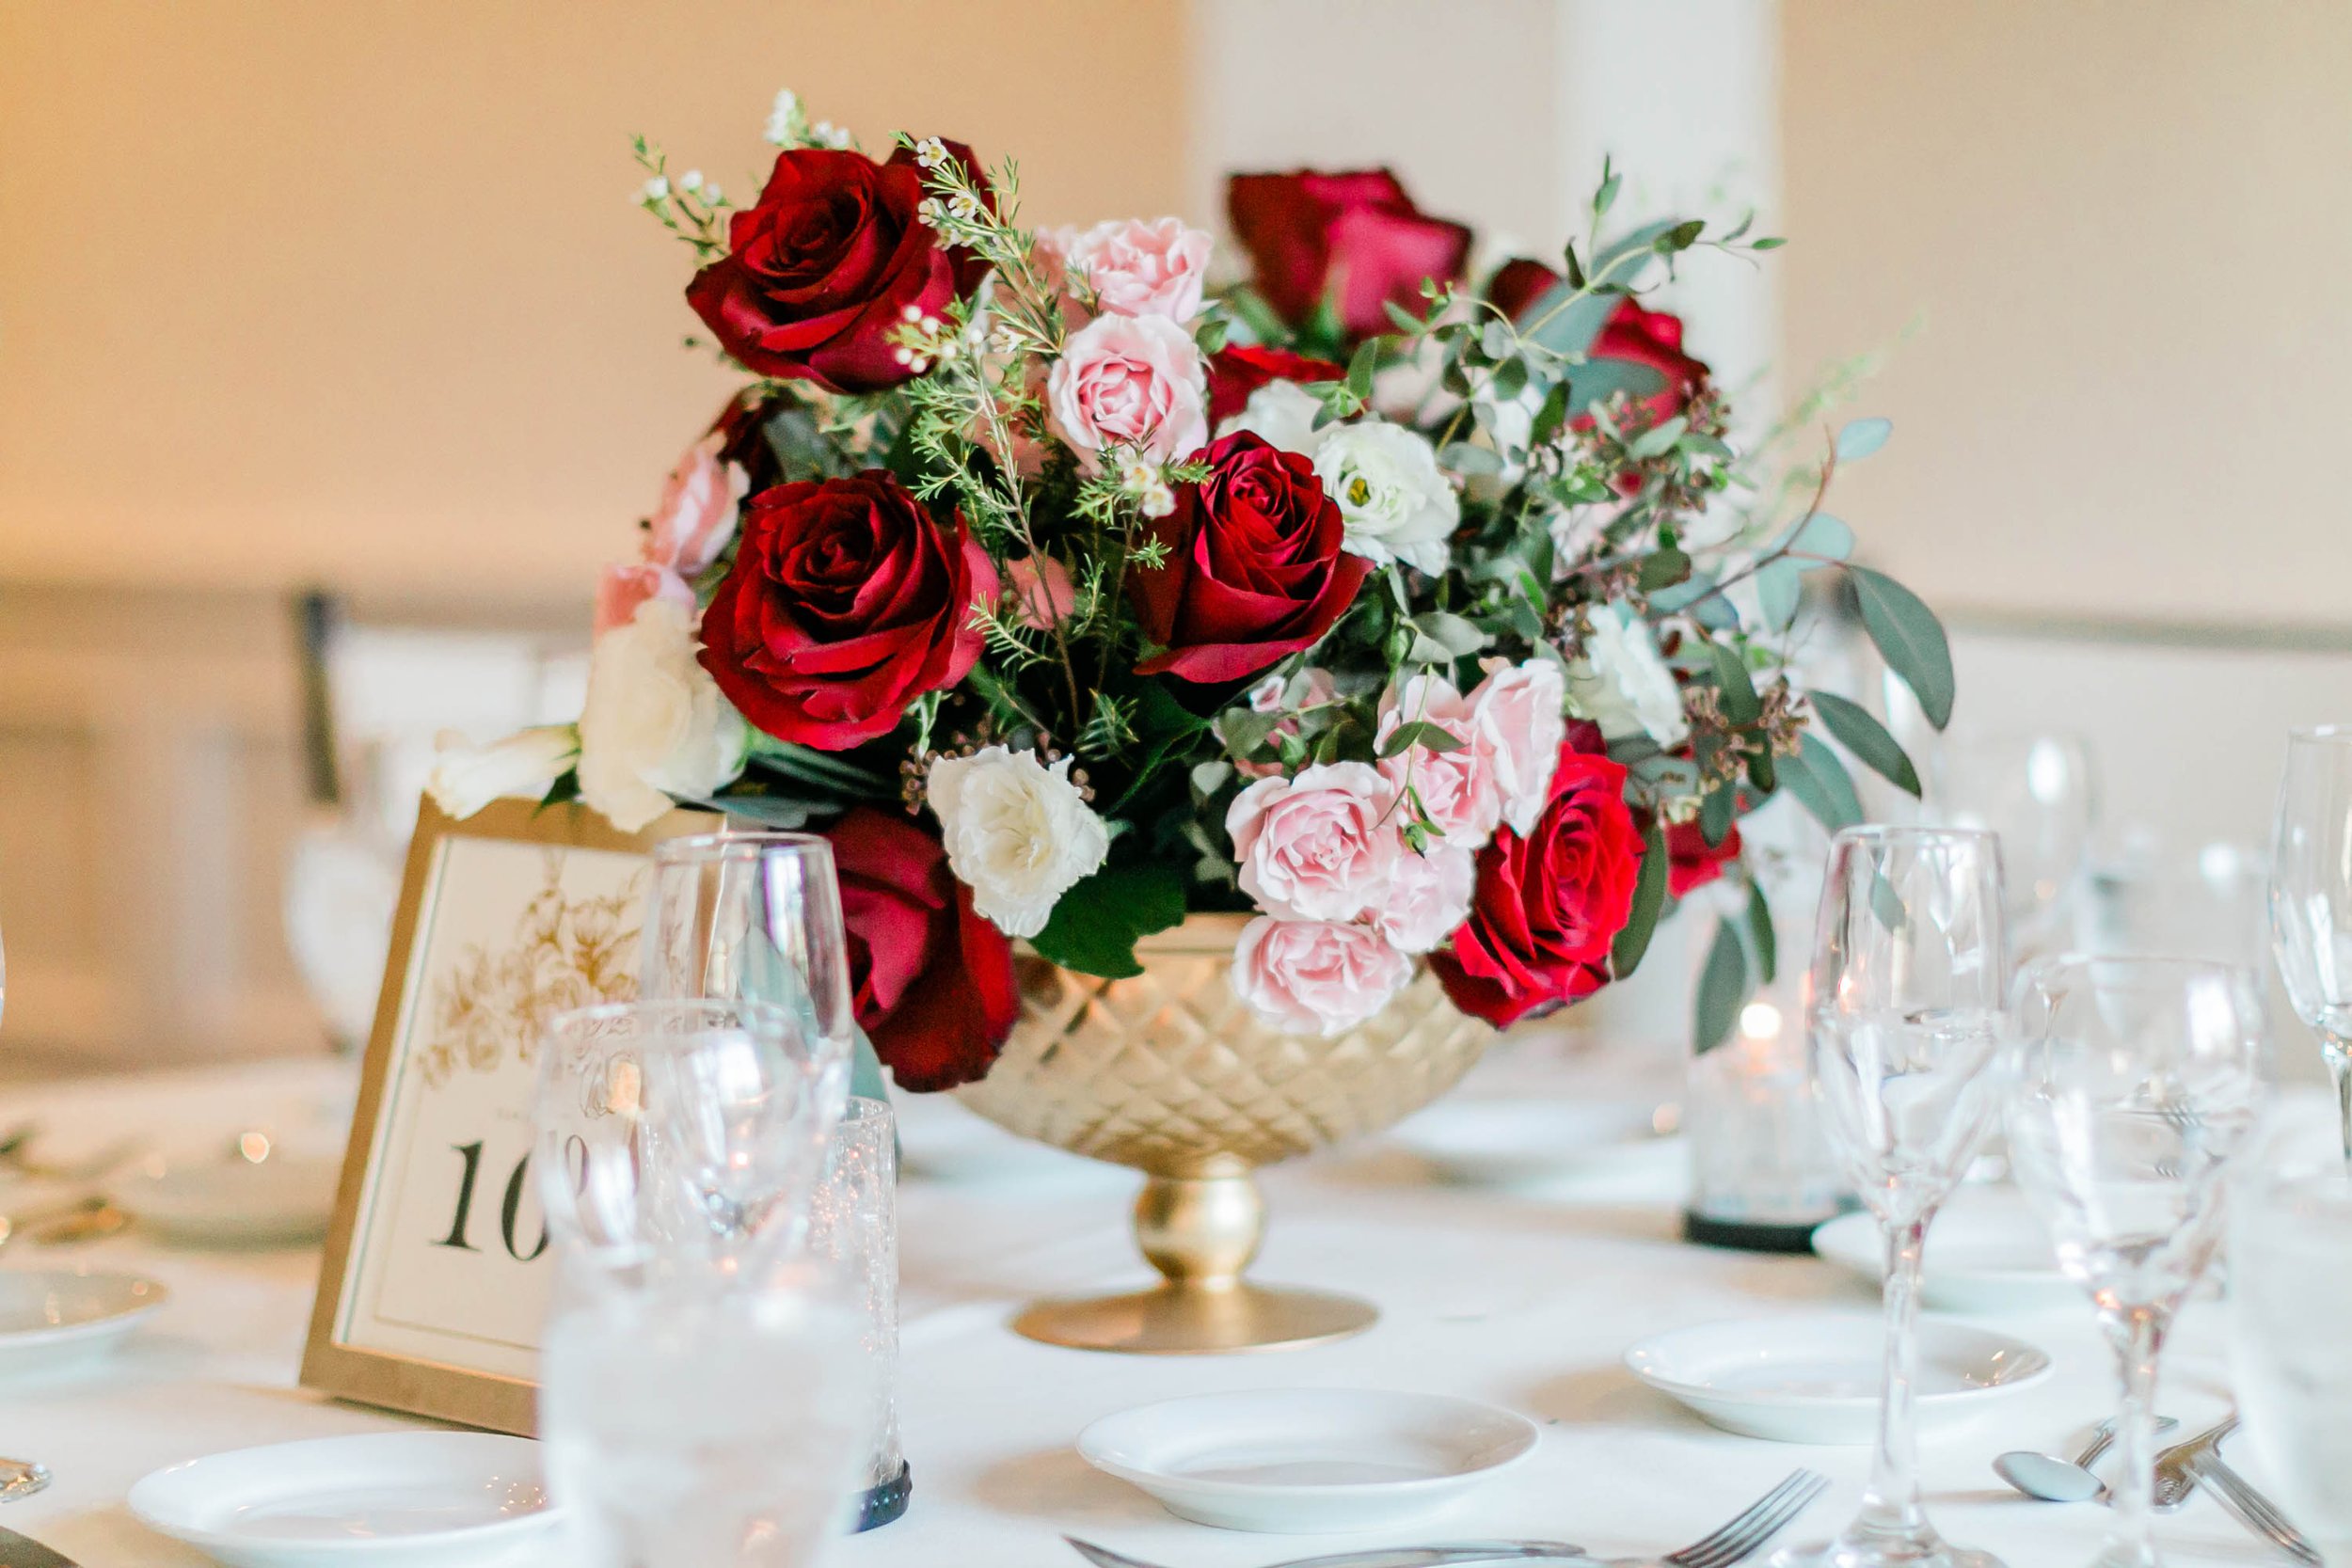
[1130,431,1370,684]
[685,140,988,394]
[1665,818,1743,899]
[698,471,997,749]
[824,806,1015,1091]
[1431,744,1644,1028]
[1204,344,1343,427]
[1486,260,1708,429]
[1227,169,1472,341]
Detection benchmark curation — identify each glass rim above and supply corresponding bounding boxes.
[543,996,799,1037]
[651,830,834,864]
[2013,949,2262,989]
[1828,823,2002,848]
[2287,723,2352,744]
[838,1095,895,1126]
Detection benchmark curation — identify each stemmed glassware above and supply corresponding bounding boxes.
[2268,725,2352,1166]
[2233,1163,2352,1565]
[1776,826,2010,1568]
[641,832,856,1066]
[2006,956,2266,1568]
[1932,731,2096,967]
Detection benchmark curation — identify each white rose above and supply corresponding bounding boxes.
[1312,420,1459,576]
[926,745,1110,939]
[1567,602,1688,747]
[1216,379,1327,459]
[424,725,576,819]
[577,598,750,832]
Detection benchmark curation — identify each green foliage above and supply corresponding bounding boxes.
[1850,567,1955,729]
[1028,863,1187,979]
[1810,691,1922,797]
[1693,917,1748,1053]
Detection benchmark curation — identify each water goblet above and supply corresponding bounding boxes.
[534,998,841,1286]
[2269,725,2352,1166]
[1774,826,2009,1568]
[2007,955,2266,1568]
[2233,1164,2352,1565]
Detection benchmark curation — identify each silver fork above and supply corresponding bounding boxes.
[2189,1453,2321,1565]
[1064,1468,1830,1568]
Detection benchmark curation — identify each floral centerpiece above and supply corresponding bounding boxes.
[432,88,1951,1096]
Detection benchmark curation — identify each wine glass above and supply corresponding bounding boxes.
[1932,731,2096,966]
[2269,725,2352,1165]
[535,998,842,1286]
[2007,956,2266,1568]
[2233,1163,2352,1565]
[1775,826,2009,1568]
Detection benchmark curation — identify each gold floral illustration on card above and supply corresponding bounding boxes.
[420,851,644,1086]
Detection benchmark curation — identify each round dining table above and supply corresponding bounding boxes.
[0,1053,2303,1567]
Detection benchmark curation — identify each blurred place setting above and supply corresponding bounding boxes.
[8,4,2352,1567]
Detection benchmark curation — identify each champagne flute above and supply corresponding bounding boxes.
[1775,826,2009,1568]
[2269,725,2352,1165]
[2008,956,2265,1568]
[641,832,859,1096]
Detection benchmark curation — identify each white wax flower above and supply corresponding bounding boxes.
[424,725,576,820]
[926,745,1110,939]
[577,598,750,832]
[1568,602,1688,747]
[1216,379,1327,459]
[1312,420,1459,576]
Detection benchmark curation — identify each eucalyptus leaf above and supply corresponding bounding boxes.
[1410,611,1490,657]
[1693,918,1748,1053]
[1344,338,1379,401]
[1630,753,1702,795]
[1850,567,1955,730]
[1612,820,1670,979]
[1700,784,1737,847]
[1378,720,1466,758]
[1773,512,1854,564]
[1836,417,1893,462]
[1028,863,1187,980]
[1637,547,1692,594]
[1438,442,1504,478]
[1708,641,1762,724]
[1778,733,1865,832]
[1648,571,1718,614]
[1741,881,1777,986]
[1565,357,1667,415]
[1810,691,1923,797]
[1756,558,1803,631]
[1628,416,1688,461]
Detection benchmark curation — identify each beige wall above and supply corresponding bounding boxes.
[1781,1,2352,628]
[0,0,1189,601]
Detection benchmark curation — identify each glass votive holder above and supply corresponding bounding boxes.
[805,1096,908,1530]
[1682,1003,1849,1251]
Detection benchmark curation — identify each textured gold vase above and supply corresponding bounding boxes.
[955,911,1490,1354]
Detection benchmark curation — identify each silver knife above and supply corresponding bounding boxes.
[2152,1414,2239,1511]
[1067,1538,1591,1568]
[0,1523,80,1568]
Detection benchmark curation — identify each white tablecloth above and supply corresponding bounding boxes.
[0,1055,2301,1568]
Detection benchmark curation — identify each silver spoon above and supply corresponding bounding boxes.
[0,1458,50,1503]
[1995,1415,2178,1502]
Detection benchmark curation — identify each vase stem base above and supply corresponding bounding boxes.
[1009,1281,1376,1354]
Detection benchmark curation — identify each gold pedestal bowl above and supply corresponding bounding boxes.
[954,912,1491,1354]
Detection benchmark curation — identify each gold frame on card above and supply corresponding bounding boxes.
[300,795,719,1433]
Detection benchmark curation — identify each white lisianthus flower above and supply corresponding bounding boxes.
[424,725,576,820]
[1567,602,1689,747]
[926,745,1110,939]
[577,598,750,832]
[1216,379,1327,459]
[1547,504,1610,580]
[1312,420,1459,576]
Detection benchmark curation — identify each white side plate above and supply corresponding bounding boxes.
[1386,1097,1685,1190]
[1812,1191,2074,1313]
[1625,1313,2053,1445]
[0,1269,167,1378]
[116,1152,340,1244]
[130,1433,557,1568]
[1077,1388,1538,1534]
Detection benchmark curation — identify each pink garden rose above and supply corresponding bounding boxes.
[1470,657,1569,835]
[1043,217,1214,323]
[1230,915,1411,1037]
[1225,761,1399,923]
[1006,554,1075,629]
[1376,673,1501,847]
[647,432,750,578]
[1379,843,1477,954]
[594,562,692,638]
[1046,312,1209,473]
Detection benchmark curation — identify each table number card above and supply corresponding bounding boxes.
[303,795,716,1433]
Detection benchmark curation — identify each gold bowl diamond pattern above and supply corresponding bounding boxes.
[954,912,1491,1353]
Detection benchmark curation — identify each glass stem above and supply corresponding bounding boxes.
[2327,1042,2352,1174]
[2105,1305,2167,1568]
[1857,1212,1932,1540]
